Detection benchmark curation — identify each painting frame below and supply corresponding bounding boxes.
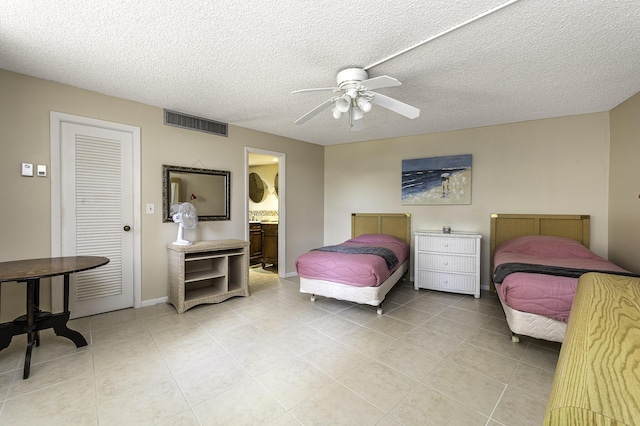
[401,154,472,205]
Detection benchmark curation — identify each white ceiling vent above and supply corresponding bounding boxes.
[164,110,228,137]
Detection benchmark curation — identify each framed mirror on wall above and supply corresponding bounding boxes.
[274,172,279,196]
[162,165,231,222]
[248,172,265,202]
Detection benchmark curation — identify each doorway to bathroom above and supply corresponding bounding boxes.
[246,148,286,279]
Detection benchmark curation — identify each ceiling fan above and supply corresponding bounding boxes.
[291,0,522,130]
[292,67,420,130]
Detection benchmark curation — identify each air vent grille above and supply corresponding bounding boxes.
[164,110,228,137]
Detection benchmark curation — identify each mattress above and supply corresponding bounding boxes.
[299,261,408,307]
[495,284,567,342]
[494,235,629,322]
[295,234,410,287]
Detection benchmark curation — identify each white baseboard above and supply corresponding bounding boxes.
[141,296,168,307]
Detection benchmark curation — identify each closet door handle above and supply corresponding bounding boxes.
[123,225,131,232]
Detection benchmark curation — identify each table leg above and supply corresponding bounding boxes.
[34,280,41,347]
[64,273,70,312]
[52,273,87,348]
[23,279,37,379]
[0,325,14,351]
[51,316,88,348]
[24,329,36,379]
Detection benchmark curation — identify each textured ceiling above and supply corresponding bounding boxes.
[1,1,639,146]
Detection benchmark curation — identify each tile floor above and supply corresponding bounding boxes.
[0,269,560,425]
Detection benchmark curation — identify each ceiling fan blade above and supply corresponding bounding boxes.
[360,75,401,91]
[371,93,420,119]
[292,87,339,94]
[294,96,339,125]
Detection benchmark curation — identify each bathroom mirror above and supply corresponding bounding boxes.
[163,165,230,222]
[248,172,265,202]
[274,172,279,196]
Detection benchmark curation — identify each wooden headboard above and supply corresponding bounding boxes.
[489,213,591,290]
[351,213,412,246]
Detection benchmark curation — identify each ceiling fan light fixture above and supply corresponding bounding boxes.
[356,96,372,113]
[352,107,364,120]
[346,88,359,98]
[332,106,343,119]
[335,95,351,113]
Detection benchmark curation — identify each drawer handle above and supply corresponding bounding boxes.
[444,244,449,247]
[443,261,449,266]
[443,280,448,284]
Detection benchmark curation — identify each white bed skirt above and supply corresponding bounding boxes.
[496,285,566,343]
[299,261,408,307]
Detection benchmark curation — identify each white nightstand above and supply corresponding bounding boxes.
[414,230,482,298]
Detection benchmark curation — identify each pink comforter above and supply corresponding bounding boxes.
[295,234,410,287]
[494,235,629,322]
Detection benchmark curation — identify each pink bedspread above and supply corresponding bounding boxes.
[494,236,628,322]
[295,234,410,287]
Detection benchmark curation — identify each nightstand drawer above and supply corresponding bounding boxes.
[416,236,477,255]
[415,270,477,293]
[416,253,477,274]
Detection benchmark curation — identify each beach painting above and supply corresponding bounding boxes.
[402,154,472,205]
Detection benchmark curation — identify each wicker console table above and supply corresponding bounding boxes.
[167,240,249,313]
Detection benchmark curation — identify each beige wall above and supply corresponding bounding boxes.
[324,113,614,288]
[2,67,636,317]
[608,92,640,272]
[0,70,324,318]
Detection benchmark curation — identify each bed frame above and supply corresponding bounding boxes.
[299,213,411,314]
[490,213,591,342]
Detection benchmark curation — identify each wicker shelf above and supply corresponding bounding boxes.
[167,239,249,313]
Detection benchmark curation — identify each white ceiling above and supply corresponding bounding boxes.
[2,1,639,146]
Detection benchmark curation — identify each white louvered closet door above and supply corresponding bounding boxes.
[60,123,134,317]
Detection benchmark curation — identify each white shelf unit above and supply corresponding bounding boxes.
[167,239,249,313]
[414,231,482,298]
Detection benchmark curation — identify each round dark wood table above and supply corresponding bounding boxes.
[0,256,109,379]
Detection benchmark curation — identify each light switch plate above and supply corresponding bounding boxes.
[21,163,33,176]
[146,203,155,214]
[37,165,47,177]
